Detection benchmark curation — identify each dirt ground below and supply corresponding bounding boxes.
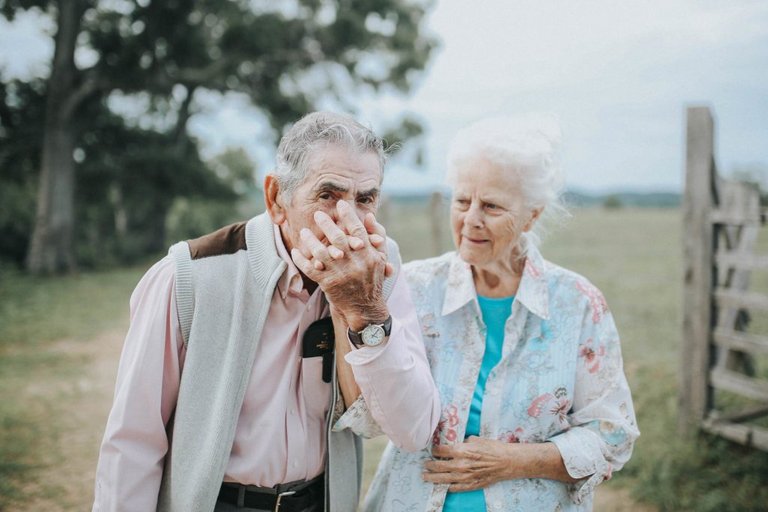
[13,330,657,511]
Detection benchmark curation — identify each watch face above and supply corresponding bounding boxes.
[361,324,386,347]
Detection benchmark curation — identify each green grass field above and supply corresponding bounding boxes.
[1,207,767,511]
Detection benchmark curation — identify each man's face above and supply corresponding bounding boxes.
[275,144,382,253]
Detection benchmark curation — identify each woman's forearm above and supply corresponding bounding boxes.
[504,442,580,483]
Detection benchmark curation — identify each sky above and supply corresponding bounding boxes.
[2,0,767,194]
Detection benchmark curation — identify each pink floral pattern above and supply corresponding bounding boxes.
[432,404,460,445]
[576,280,609,324]
[578,337,606,373]
[363,246,639,512]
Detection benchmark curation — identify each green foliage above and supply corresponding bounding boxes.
[0,80,45,265]
[1,0,438,270]
[603,194,623,209]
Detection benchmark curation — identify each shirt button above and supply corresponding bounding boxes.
[493,500,503,510]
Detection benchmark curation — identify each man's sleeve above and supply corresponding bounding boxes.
[92,256,185,512]
[340,269,441,452]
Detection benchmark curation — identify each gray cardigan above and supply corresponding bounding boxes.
[156,213,398,512]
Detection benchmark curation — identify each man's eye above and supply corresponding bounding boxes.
[358,196,374,205]
[318,193,333,200]
[484,203,499,210]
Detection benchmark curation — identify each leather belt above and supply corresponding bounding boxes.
[217,474,324,512]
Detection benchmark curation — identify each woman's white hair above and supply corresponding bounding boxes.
[446,113,569,257]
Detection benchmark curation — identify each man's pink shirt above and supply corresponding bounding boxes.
[93,226,437,510]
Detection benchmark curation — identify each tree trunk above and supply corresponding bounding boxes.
[26,0,83,274]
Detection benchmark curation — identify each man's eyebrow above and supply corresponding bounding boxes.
[357,187,380,198]
[315,181,349,194]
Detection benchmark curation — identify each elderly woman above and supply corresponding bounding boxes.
[362,116,639,512]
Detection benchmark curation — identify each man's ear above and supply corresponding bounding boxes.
[264,174,287,224]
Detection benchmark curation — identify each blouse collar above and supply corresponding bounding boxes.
[441,245,550,320]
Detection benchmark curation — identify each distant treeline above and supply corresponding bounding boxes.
[386,190,683,208]
[563,190,682,208]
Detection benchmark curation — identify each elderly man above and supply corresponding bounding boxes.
[92,112,441,512]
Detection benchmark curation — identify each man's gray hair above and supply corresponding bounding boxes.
[273,111,386,199]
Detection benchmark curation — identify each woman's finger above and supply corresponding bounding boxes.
[421,471,470,484]
[431,444,458,459]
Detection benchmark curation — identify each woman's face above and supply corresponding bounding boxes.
[450,157,538,270]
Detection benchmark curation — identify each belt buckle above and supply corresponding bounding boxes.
[274,490,296,512]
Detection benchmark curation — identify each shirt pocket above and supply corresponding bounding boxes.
[301,357,330,419]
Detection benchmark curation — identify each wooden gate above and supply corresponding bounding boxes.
[679,106,768,449]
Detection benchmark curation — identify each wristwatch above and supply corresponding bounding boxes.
[348,316,393,348]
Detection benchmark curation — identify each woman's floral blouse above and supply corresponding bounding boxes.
[360,246,639,512]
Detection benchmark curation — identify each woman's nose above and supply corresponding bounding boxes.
[465,203,484,228]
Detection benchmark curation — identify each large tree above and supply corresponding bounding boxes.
[1,0,436,273]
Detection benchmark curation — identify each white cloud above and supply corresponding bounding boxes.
[1,0,766,192]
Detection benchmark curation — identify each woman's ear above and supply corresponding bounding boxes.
[522,207,543,233]
[264,174,286,224]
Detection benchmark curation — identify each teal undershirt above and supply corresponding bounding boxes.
[442,294,514,512]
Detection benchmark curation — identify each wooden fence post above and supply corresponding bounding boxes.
[679,106,717,435]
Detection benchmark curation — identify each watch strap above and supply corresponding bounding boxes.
[348,315,392,347]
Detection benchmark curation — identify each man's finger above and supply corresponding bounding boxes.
[336,200,368,242]
[364,212,386,236]
[369,234,385,247]
[314,211,350,255]
[290,248,319,277]
[300,228,332,267]
[384,262,394,277]
[364,213,388,254]
[328,246,345,260]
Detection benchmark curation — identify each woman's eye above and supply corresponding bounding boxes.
[485,203,499,210]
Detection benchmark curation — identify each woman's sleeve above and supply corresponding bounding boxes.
[548,289,640,504]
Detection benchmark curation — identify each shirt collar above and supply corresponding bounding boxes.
[273,224,305,299]
[441,245,550,320]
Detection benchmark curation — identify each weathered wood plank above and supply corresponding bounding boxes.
[702,419,768,451]
[710,368,768,401]
[716,252,768,270]
[713,328,768,354]
[710,210,765,226]
[679,106,716,434]
[712,180,762,373]
[715,289,768,311]
[708,403,768,423]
